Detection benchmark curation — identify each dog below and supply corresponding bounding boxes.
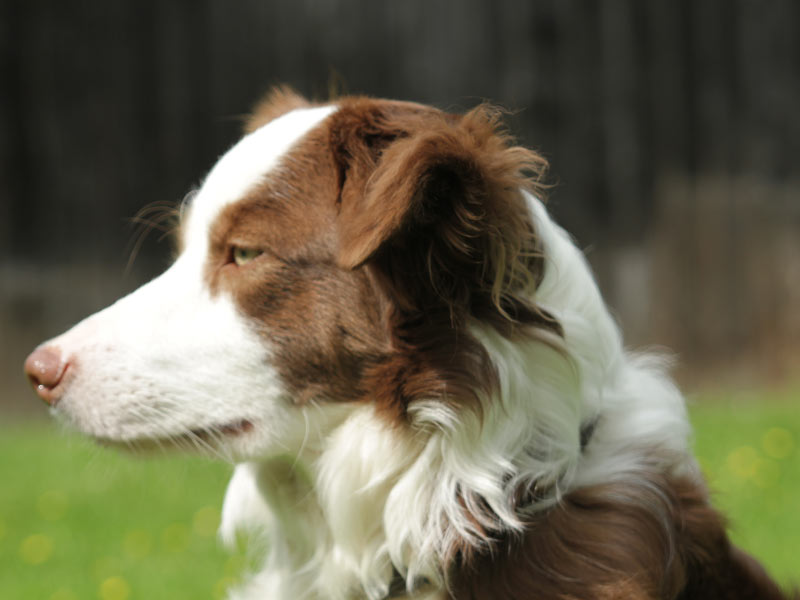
[25,88,792,599]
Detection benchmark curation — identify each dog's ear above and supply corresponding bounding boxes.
[329,99,417,270]
[331,100,549,318]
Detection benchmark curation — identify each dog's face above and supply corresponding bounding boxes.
[26,104,344,458]
[25,91,551,461]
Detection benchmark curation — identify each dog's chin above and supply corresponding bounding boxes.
[93,419,255,456]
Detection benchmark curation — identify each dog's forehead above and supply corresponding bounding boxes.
[184,104,336,248]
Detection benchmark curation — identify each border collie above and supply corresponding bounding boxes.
[25,88,793,599]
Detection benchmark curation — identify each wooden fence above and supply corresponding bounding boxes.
[1,0,798,407]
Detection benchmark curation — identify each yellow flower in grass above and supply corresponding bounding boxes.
[762,427,794,460]
[20,533,54,565]
[99,576,130,600]
[726,445,759,479]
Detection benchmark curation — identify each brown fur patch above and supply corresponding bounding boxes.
[448,473,793,600]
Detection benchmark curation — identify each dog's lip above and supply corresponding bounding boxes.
[96,419,255,449]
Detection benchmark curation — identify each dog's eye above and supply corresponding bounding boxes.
[232,247,263,266]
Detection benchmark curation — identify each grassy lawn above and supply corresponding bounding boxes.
[688,385,800,587]
[0,424,246,599]
[1,387,797,598]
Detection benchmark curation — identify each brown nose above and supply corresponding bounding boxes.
[24,346,68,406]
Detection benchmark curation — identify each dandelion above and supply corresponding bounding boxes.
[726,446,759,479]
[762,428,794,460]
[99,576,130,600]
[20,533,54,565]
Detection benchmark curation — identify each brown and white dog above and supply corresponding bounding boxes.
[25,89,793,599]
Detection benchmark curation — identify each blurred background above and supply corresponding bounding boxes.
[2,0,799,415]
[0,1,798,597]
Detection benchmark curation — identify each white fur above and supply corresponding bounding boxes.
[40,104,697,599]
[220,190,697,598]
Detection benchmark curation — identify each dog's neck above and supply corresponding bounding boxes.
[220,325,588,599]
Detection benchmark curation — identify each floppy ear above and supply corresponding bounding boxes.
[332,100,549,317]
[329,98,414,270]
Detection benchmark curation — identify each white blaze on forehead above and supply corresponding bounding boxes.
[186,105,336,249]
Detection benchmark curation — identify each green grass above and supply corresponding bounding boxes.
[688,385,800,587]
[0,425,247,599]
[1,387,798,598]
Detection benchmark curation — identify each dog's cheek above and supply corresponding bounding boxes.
[232,265,387,405]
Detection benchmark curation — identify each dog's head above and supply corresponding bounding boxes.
[24,89,557,461]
